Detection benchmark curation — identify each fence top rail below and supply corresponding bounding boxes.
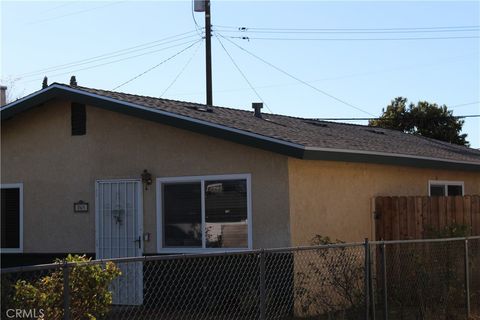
[1,236,478,274]
[371,235,480,245]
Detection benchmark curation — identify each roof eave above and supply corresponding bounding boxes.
[303,148,480,171]
[2,84,479,171]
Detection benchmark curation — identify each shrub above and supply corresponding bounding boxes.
[13,254,121,320]
[295,235,365,318]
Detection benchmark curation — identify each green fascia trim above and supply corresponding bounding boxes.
[302,149,480,172]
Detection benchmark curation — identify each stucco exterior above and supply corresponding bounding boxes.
[1,99,291,253]
[288,158,480,245]
[2,98,480,255]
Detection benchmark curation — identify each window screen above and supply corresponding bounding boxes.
[430,185,445,196]
[205,180,248,248]
[447,185,463,196]
[163,183,202,247]
[429,182,463,196]
[159,176,250,250]
[1,188,20,249]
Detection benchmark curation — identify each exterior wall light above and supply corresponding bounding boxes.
[141,169,153,190]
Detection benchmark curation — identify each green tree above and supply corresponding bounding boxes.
[369,97,469,146]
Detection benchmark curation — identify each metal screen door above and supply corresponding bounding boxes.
[95,180,143,305]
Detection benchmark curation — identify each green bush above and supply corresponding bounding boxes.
[13,254,121,320]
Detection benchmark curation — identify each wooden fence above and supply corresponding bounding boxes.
[374,195,480,240]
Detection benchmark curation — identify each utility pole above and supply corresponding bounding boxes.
[195,0,213,108]
[205,0,213,108]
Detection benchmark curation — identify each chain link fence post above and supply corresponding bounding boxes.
[63,262,70,320]
[382,243,388,320]
[364,238,370,320]
[259,249,266,320]
[465,237,470,319]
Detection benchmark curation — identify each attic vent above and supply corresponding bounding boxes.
[186,105,212,112]
[366,129,385,135]
[71,103,86,136]
[303,120,328,128]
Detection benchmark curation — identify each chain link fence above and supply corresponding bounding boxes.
[1,237,479,320]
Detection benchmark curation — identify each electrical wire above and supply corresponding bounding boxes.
[214,33,273,113]
[22,39,202,85]
[214,27,479,35]
[224,35,480,41]
[450,101,480,109]
[313,115,480,121]
[214,24,480,31]
[217,33,374,116]
[112,40,202,91]
[166,52,477,97]
[16,30,202,78]
[160,40,202,98]
[27,1,125,25]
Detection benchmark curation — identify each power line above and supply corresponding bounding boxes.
[214,33,273,113]
[16,30,202,78]
[160,40,202,98]
[450,101,480,109]
[22,39,202,85]
[217,33,374,116]
[313,115,480,121]
[113,40,202,91]
[225,35,480,41]
[167,52,477,97]
[214,24,480,31]
[214,27,479,35]
[27,1,125,25]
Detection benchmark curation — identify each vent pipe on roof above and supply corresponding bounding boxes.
[0,86,7,107]
[252,102,263,118]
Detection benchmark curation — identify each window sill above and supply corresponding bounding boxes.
[0,248,23,253]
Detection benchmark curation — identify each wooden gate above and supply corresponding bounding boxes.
[374,195,480,240]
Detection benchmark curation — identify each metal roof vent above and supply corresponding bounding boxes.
[252,102,263,118]
[304,120,328,128]
[186,105,212,112]
[366,129,385,135]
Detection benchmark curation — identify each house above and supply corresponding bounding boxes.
[1,83,480,269]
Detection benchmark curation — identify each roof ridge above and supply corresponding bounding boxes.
[53,82,279,117]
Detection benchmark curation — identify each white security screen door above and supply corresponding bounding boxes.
[96,180,143,305]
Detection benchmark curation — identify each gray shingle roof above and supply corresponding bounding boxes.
[2,83,479,169]
[73,84,480,165]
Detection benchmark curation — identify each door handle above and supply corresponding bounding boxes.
[134,236,141,249]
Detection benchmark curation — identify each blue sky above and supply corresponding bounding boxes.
[1,1,479,147]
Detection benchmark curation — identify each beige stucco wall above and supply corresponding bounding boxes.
[1,99,291,253]
[288,158,480,245]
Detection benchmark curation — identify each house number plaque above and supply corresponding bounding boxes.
[74,200,89,213]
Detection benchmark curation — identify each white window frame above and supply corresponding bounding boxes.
[428,180,464,196]
[156,174,252,253]
[1,183,24,253]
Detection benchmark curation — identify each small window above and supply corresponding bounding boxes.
[1,184,23,252]
[428,181,464,196]
[157,174,251,252]
[71,103,86,135]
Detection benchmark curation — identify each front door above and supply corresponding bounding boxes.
[95,180,143,305]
